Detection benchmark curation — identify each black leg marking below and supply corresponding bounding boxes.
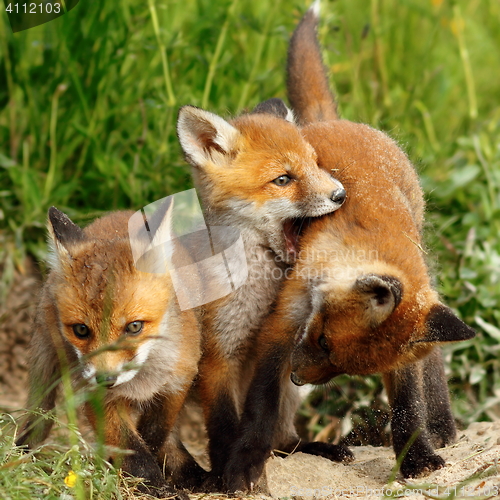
[137,397,169,456]
[422,348,457,448]
[387,362,445,478]
[137,397,208,490]
[223,344,290,492]
[204,390,240,491]
[124,432,188,499]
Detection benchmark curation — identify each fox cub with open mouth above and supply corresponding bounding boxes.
[16,202,202,498]
[176,99,347,486]
[224,2,475,491]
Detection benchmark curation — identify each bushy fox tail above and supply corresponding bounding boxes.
[287,0,338,125]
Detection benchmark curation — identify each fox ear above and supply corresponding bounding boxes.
[177,105,240,168]
[419,304,476,343]
[355,275,403,327]
[252,98,295,123]
[47,207,85,269]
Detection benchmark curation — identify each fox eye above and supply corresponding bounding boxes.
[273,175,292,186]
[125,321,144,335]
[318,335,329,352]
[73,324,90,339]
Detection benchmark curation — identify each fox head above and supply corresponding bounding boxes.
[289,264,476,387]
[46,203,190,401]
[176,100,346,263]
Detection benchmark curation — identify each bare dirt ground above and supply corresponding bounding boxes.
[2,267,499,499]
[180,405,500,500]
[258,423,500,499]
[0,261,40,413]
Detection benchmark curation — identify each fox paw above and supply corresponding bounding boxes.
[223,446,270,493]
[199,473,225,493]
[428,424,457,449]
[135,476,189,499]
[223,463,264,493]
[296,441,355,462]
[145,485,189,500]
[171,462,210,491]
[400,452,445,478]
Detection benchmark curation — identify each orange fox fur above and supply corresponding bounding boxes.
[16,205,202,498]
[176,102,347,485]
[223,3,475,490]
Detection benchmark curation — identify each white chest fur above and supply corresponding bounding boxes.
[210,228,288,356]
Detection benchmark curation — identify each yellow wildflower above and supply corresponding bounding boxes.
[64,470,77,488]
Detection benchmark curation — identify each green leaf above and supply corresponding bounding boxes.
[0,153,16,169]
[475,316,500,342]
[469,364,487,385]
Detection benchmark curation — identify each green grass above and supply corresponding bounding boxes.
[0,412,148,500]
[1,0,499,495]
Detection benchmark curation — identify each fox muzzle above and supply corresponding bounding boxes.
[95,372,118,388]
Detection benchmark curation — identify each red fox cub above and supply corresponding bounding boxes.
[223,3,476,491]
[176,101,347,485]
[16,203,202,498]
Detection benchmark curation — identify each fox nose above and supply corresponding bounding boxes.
[331,187,346,206]
[95,372,117,388]
[290,372,306,387]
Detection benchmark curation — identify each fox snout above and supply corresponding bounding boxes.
[301,176,346,219]
[81,351,142,389]
[290,371,306,386]
[95,372,118,388]
[87,363,138,389]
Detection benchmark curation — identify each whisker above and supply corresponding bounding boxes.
[332,159,356,177]
[297,217,308,234]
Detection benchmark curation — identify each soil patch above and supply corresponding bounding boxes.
[260,421,500,499]
[0,260,40,412]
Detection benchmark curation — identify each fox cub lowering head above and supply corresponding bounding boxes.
[289,121,476,386]
[283,6,476,386]
[177,100,346,262]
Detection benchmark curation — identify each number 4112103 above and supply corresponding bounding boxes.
[5,3,62,14]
